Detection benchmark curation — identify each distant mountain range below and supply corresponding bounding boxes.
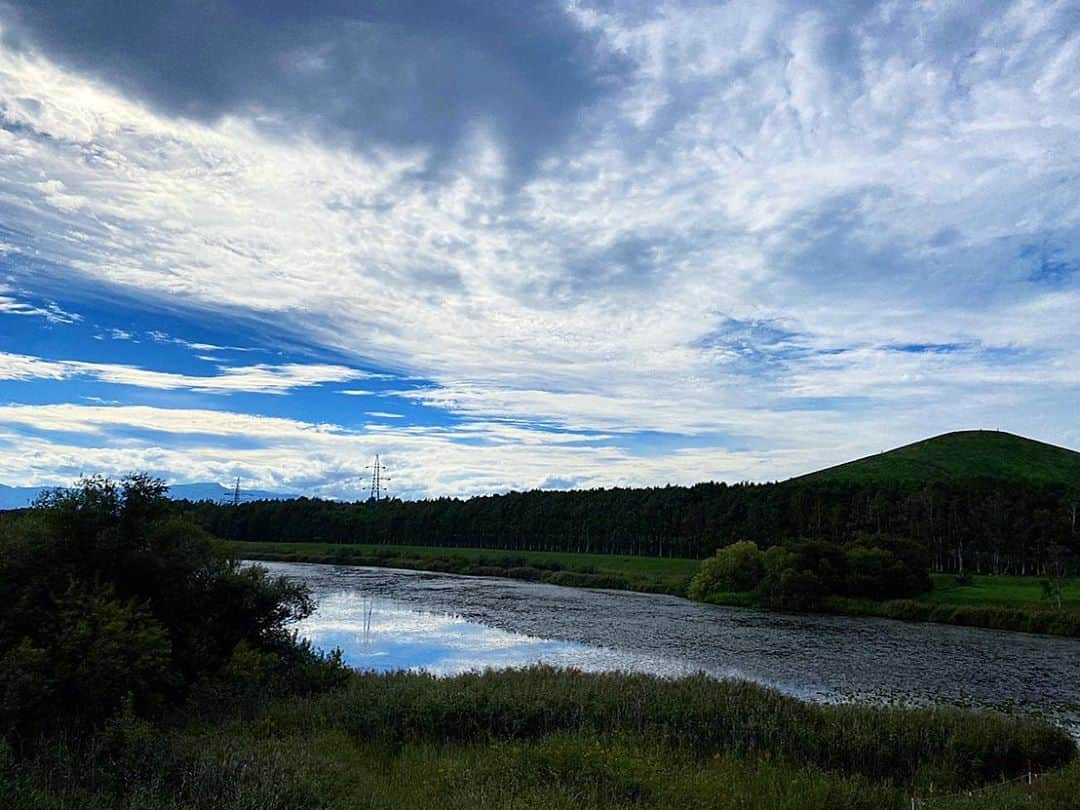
[0,482,297,510]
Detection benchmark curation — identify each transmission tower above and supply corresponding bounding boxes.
[364,455,390,503]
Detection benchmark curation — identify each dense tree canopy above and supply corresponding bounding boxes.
[186,478,1079,576]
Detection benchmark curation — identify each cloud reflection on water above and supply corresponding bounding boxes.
[295,590,697,677]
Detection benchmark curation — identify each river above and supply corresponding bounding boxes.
[261,561,1080,736]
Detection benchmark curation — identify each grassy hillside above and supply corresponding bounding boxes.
[797,430,1080,486]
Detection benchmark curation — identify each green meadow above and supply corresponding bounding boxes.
[921,574,1080,610]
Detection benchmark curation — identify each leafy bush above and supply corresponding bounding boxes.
[690,537,932,609]
[759,567,827,611]
[688,541,764,600]
[0,475,343,737]
[507,566,542,581]
[541,570,630,590]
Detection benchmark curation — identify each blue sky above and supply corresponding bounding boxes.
[0,0,1077,499]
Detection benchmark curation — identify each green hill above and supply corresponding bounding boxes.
[796,430,1080,487]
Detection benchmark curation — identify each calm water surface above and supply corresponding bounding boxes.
[261,561,1080,735]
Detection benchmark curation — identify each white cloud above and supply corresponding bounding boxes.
[0,351,371,394]
[0,2,1076,491]
[0,402,891,499]
[0,285,81,323]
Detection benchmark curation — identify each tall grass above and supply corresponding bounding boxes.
[3,667,1076,808]
[828,598,1080,637]
[265,666,1074,790]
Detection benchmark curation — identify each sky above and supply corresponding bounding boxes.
[0,0,1077,500]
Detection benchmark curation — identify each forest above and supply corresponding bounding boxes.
[186,477,1080,576]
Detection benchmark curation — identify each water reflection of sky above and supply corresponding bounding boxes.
[296,591,698,677]
[272,562,1080,738]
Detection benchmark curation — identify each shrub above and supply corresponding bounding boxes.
[844,546,914,599]
[542,571,629,590]
[759,568,827,611]
[0,475,327,736]
[506,566,542,581]
[880,600,933,622]
[688,541,764,600]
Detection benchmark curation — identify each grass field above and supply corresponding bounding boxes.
[226,540,700,595]
[921,574,1080,610]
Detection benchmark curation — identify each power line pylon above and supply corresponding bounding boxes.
[364,455,390,503]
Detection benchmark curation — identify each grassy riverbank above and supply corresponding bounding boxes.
[826,574,1080,636]
[922,574,1080,609]
[699,574,1080,638]
[5,666,1077,809]
[230,540,1080,637]
[226,540,700,595]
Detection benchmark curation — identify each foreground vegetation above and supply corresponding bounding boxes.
[4,665,1078,809]
[2,477,1078,808]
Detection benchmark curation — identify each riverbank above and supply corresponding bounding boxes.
[696,592,1080,638]
[225,540,699,596]
[699,572,1080,637]
[5,666,1078,809]
[229,540,1080,638]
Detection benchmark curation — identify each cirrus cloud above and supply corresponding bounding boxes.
[0,1,1076,495]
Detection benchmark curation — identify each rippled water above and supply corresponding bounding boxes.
[261,561,1080,735]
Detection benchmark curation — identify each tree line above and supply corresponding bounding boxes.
[184,478,1079,575]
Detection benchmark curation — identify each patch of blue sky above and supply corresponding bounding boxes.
[610,431,742,458]
[0,268,460,432]
[772,396,871,412]
[3,254,395,375]
[693,317,805,352]
[885,342,971,355]
[691,317,843,376]
[0,382,128,412]
[978,345,1047,365]
[1020,242,1078,286]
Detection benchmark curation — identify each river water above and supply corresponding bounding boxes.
[261,561,1080,735]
